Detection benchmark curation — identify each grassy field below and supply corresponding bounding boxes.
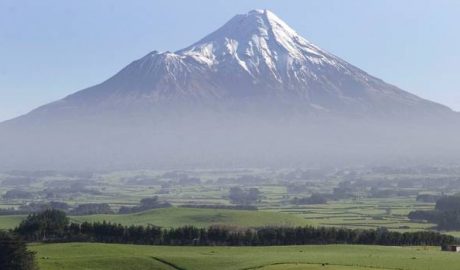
[2,168,460,236]
[30,242,460,270]
[0,215,25,229]
[271,197,435,232]
[0,207,309,229]
[72,207,309,228]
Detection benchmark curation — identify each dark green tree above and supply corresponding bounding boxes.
[16,209,69,241]
[228,187,261,205]
[0,231,37,270]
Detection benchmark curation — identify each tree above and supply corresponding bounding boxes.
[16,209,69,241]
[408,195,460,230]
[0,231,37,270]
[228,187,261,205]
[436,195,460,211]
[292,193,327,205]
[70,203,113,215]
[118,197,171,214]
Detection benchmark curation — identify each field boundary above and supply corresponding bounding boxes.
[152,256,187,270]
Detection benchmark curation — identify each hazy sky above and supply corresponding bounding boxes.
[1,0,459,121]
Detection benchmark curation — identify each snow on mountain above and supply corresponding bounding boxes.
[179,9,341,77]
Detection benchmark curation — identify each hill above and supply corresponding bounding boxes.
[72,207,308,228]
[0,207,308,229]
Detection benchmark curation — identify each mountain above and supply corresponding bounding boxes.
[11,9,452,122]
[0,9,459,170]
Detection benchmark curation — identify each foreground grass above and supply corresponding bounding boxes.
[31,243,460,270]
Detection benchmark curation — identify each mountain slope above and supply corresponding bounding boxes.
[0,9,458,170]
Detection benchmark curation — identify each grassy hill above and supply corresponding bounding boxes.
[0,207,309,229]
[72,207,309,228]
[31,243,459,270]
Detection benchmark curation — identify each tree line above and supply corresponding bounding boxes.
[15,209,457,246]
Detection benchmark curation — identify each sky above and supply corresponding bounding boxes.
[0,0,459,122]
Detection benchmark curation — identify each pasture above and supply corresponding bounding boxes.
[1,168,458,236]
[0,207,308,229]
[72,207,309,228]
[31,243,460,270]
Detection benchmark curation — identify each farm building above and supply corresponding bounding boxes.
[441,245,460,252]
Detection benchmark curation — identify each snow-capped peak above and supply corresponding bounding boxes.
[179,9,321,58]
[174,9,342,85]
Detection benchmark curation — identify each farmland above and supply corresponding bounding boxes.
[30,242,460,270]
[3,168,460,270]
[0,207,307,229]
[72,207,308,228]
[1,167,459,235]
[0,215,24,229]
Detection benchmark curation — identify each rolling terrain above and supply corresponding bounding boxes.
[0,207,308,229]
[72,207,308,228]
[31,243,460,270]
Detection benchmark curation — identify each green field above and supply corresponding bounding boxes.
[0,207,309,229]
[2,168,460,236]
[271,197,435,232]
[0,215,25,229]
[31,243,460,270]
[72,207,309,228]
